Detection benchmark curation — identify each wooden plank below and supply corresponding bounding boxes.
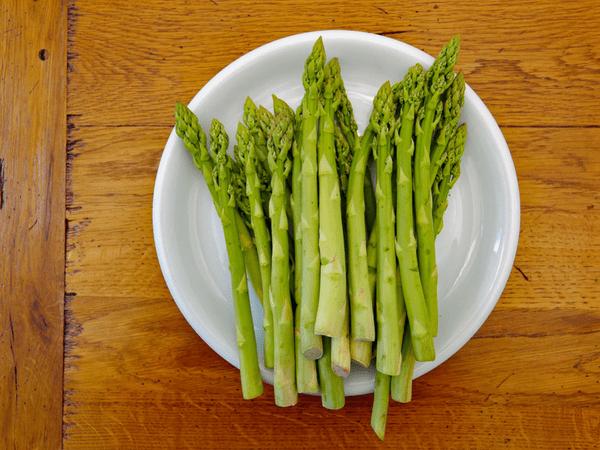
[65,125,170,299]
[0,1,67,448]
[63,0,600,447]
[503,127,600,309]
[63,119,600,447]
[64,126,600,304]
[66,0,600,128]
[63,296,600,449]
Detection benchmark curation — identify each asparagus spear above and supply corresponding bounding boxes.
[318,337,346,410]
[391,323,416,403]
[266,101,298,407]
[331,306,351,377]
[394,64,436,362]
[236,123,275,369]
[347,87,389,341]
[373,81,401,377]
[414,35,460,338]
[231,145,253,230]
[334,67,378,236]
[337,123,372,368]
[314,57,347,339]
[391,39,464,403]
[332,68,379,249]
[374,258,410,427]
[335,78,359,150]
[430,71,466,184]
[290,102,320,394]
[334,123,352,198]
[299,37,326,360]
[350,220,378,368]
[391,81,467,403]
[433,123,467,235]
[174,102,264,305]
[209,118,263,400]
[337,85,378,369]
[291,104,304,307]
[334,72,381,236]
[371,370,391,441]
[251,105,299,241]
[331,122,355,376]
[295,304,319,393]
[345,88,391,344]
[243,96,271,177]
[333,72,378,234]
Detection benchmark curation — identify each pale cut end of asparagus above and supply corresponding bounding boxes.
[303,345,324,361]
[350,339,373,368]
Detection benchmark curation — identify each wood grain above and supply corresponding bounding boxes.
[63,126,600,448]
[0,0,67,448]
[61,0,600,448]
[67,0,600,128]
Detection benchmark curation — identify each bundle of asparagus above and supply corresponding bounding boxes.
[174,35,467,440]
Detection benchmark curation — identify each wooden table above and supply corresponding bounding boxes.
[2,0,599,448]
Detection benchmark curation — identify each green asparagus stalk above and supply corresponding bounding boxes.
[371,272,407,436]
[334,123,353,198]
[346,92,388,344]
[348,168,377,337]
[332,119,373,370]
[433,123,467,235]
[314,59,351,374]
[373,81,401,377]
[236,123,275,369]
[350,221,377,367]
[266,101,298,407]
[371,370,391,441]
[174,102,264,305]
[318,337,346,410]
[414,35,460,338]
[258,104,296,222]
[234,137,272,209]
[209,118,263,400]
[231,145,253,229]
[331,306,351,377]
[291,103,320,394]
[243,96,271,176]
[295,307,319,393]
[394,64,436,362]
[258,105,275,136]
[292,104,304,308]
[335,80,358,149]
[334,121,365,373]
[314,57,347,339]
[393,117,466,407]
[335,76,378,238]
[379,266,408,409]
[391,323,416,403]
[430,71,465,184]
[299,37,326,360]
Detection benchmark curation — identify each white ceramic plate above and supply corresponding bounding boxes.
[153,30,520,396]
